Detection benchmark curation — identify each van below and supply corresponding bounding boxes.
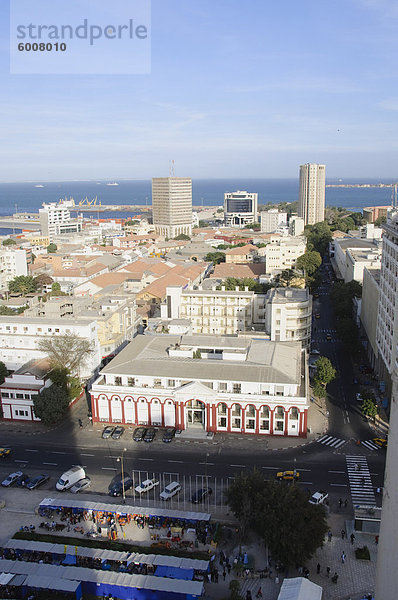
[160,481,182,501]
[56,466,85,491]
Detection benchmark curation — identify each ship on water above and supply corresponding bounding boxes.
[106,182,119,186]
[34,184,44,188]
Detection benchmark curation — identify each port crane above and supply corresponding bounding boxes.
[326,183,398,207]
[78,196,102,207]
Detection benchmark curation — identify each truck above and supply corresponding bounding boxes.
[56,466,85,491]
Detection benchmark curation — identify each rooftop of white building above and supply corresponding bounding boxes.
[100,334,302,384]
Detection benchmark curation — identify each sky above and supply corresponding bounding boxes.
[1,0,398,181]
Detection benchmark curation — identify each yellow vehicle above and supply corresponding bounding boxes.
[315,313,321,319]
[0,448,11,458]
[372,438,387,448]
[277,470,300,481]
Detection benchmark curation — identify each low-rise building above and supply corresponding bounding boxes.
[0,358,52,421]
[264,237,306,275]
[224,244,259,264]
[260,210,287,233]
[333,237,382,283]
[0,247,29,290]
[265,288,312,345]
[90,334,308,437]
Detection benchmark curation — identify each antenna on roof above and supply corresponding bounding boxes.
[169,160,175,177]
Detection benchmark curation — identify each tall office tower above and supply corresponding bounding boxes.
[152,177,192,238]
[224,191,258,227]
[298,163,326,225]
[375,210,398,599]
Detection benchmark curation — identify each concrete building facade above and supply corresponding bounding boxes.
[260,210,287,233]
[298,163,325,225]
[264,237,306,275]
[152,178,192,238]
[0,358,52,421]
[224,191,258,227]
[39,199,82,243]
[90,334,309,437]
[0,247,29,290]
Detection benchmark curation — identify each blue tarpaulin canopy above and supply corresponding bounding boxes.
[62,554,77,565]
[155,566,194,580]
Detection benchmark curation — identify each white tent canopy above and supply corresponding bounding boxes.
[277,577,323,600]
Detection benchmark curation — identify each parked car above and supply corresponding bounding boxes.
[108,474,133,497]
[1,471,24,487]
[356,392,362,402]
[26,474,50,490]
[162,428,176,443]
[326,334,332,341]
[16,473,31,487]
[315,313,320,319]
[160,481,181,501]
[133,427,147,442]
[310,349,320,355]
[191,487,212,503]
[276,470,300,481]
[143,428,156,443]
[0,448,11,458]
[309,490,329,505]
[56,466,86,491]
[111,426,125,440]
[70,477,91,494]
[135,478,159,495]
[102,426,115,439]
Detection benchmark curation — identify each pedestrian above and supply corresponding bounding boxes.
[246,591,252,600]
[375,535,379,545]
[227,564,231,574]
[341,529,346,540]
[344,499,348,508]
[332,572,338,584]
[341,552,346,564]
[316,563,321,574]
[327,530,332,542]
[326,566,330,578]
[215,570,219,583]
[339,498,342,508]
[223,569,226,581]
[78,418,83,428]
[256,587,262,598]
[350,533,355,545]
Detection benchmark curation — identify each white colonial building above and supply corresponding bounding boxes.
[90,334,309,437]
[0,358,52,421]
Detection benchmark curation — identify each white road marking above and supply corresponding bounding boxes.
[25,449,39,453]
[138,458,154,461]
[51,451,69,455]
[330,483,348,487]
[43,462,57,466]
[80,453,95,457]
[14,460,28,463]
[230,464,245,467]
[261,466,279,470]
[101,467,117,470]
[199,462,215,465]
[329,470,345,474]
[168,460,184,464]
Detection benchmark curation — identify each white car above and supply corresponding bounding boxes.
[356,392,362,402]
[1,471,23,487]
[70,477,91,494]
[309,490,329,505]
[160,481,181,501]
[135,478,159,495]
[311,349,320,355]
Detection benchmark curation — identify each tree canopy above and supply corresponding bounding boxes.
[33,384,70,425]
[174,233,191,241]
[304,222,332,255]
[33,274,54,290]
[362,397,378,420]
[8,275,37,295]
[296,250,322,276]
[46,243,57,253]
[37,332,95,376]
[273,269,304,288]
[314,356,336,387]
[216,277,271,294]
[226,470,328,567]
[0,361,8,384]
[2,238,16,246]
[330,280,362,319]
[204,251,226,264]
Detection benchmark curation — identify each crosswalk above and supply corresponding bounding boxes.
[316,434,347,449]
[362,439,381,451]
[346,455,376,506]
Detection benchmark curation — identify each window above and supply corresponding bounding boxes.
[154,379,162,387]
[115,377,122,386]
[168,379,175,387]
[233,383,241,394]
[217,403,228,429]
[16,393,24,399]
[231,404,241,429]
[127,377,135,387]
[219,382,227,392]
[245,405,256,431]
[2,392,9,398]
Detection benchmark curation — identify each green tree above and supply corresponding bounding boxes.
[305,222,332,255]
[0,306,16,315]
[33,384,70,425]
[33,274,53,290]
[313,381,327,398]
[174,233,191,241]
[37,332,95,377]
[0,361,8,384]
[362,397,378,421]
[374,215,386,227]
[8,275,37,295]
[51,282,61,293]
[331,281,362,319]
[205,251,226,264]
[226,470,328,567]
[296,250,322,276]
[2,238,16,246]
[336,318,360,352]
[274,269,302,287]
[314,356,336,387]
[46,243,57,253]
[243,223,261,230]
[198,221,208,228]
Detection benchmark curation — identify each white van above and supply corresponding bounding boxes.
[160,481,181,501]
[56,466,85,491]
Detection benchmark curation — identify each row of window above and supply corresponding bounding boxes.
[110,378,289,396]
[1,392,37,400]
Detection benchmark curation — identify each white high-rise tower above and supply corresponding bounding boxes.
[298,163,325,225]
[152,177,192,238]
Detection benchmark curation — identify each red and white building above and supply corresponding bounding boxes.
[0,358,52,421]
[90,334,309,437]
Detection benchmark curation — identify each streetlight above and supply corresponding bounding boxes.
[117,448,128,504]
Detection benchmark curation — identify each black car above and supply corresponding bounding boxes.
[108,474,133,497]
[162,428,176,443]
[102,426,115,439]
[143,428,156,443]
[133,427,147,442]
[111,426,125,440]
[191,487,213,503]
[26,474,50,490]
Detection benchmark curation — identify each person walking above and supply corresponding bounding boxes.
[344,498,348,508]
[332,572,339,584]
[327,530,332,542]
[316,563,321,574]
[341,529,346,540]
[326,566,331,578]
[227,563,231,575]
[223,569,226,581]
[256,587,262,598]
[341,551,346,564]
[339,498,342,508]
[350,533,355,545]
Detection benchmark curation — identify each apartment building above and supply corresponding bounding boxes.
[160,285,312,346]
[333,237,382,282]
[260,210,287,233]
[360,268,380,369]
[39,199,82,242]
[298,163,326,225]
[90,334,308,437]
[152,177,192,238]
[264,237,306,275]
[0,247,29,290]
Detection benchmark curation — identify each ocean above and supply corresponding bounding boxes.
[0,178,395,223]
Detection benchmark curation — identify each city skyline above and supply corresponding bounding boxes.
[1,0,398,181]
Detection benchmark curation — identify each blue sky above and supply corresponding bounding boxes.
[1,0,398,181]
